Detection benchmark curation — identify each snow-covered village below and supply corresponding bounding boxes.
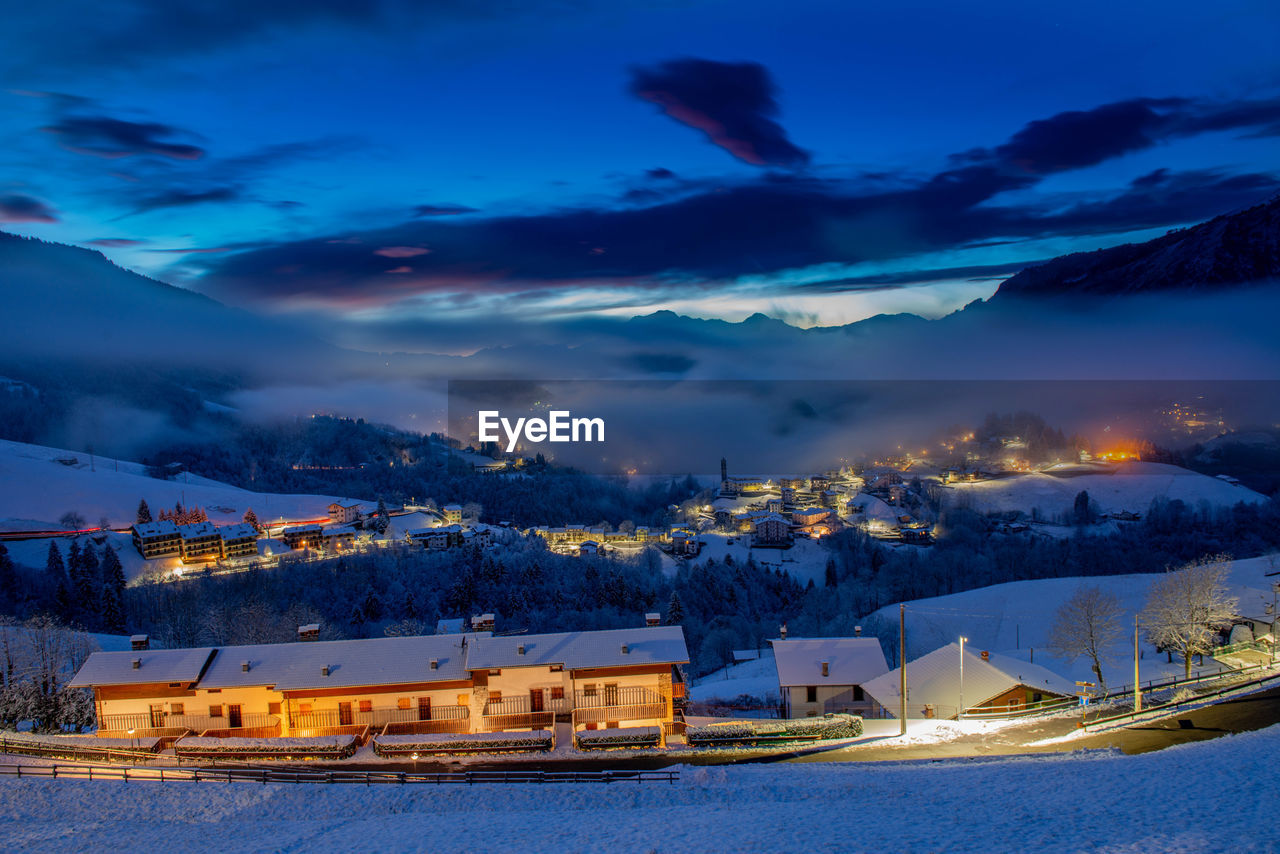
[4,1,1280,851]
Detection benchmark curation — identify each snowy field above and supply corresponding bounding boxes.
[0,438,370,531]
[943,460,1266,516]
[690,651,779,703]
[0,724,1275,852]
[870,553,1280,689]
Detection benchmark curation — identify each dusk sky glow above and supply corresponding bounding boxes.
[3,0,1278,349]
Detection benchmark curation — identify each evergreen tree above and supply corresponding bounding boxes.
[75,544,101,625]
[45,542,70,616]
[136,499,153,525]
[100,544,126,599]
[243,507,261,531]
[824,558,837,588]
[665,591,685,625]
[101,585,126,633]
[0,542,16,603]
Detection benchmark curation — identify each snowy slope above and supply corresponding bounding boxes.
[0,439,370,530]
[2,724,1279,852]
[869,553,1280,688]
[942,460,1267,516]
[691,651,780,702]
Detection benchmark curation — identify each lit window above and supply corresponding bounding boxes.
[209,705,222,718]
[359,700,373,713]
[397,697,411,710]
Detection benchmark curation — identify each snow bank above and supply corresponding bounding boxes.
[3,723,1278,852]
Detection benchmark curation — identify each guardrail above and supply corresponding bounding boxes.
[1083,666,1280,732]
[0,763,679,786]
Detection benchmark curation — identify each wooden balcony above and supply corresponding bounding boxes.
[572,686,668,727]
[289,704,468,731]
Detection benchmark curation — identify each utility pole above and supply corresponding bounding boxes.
[1133,615,1142,713]
[899,603,907,736]
[958,636,967,720]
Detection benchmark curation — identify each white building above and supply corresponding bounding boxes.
[771,637,889,718]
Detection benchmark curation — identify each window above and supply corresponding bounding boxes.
[359,700,373,713]
[584,722,598,731]
[457,694,469,706]
[209,705,223,718]
[550,686,564,700]
[207,688,222,694]
[299,703,313,714]
[489,669,502,676]
[397,697,411,710]
[550,664,563,672]
[583,684,597,698]
[169,703,184,715]
[168,683,181,688]
[268,702,281,716]
[853,686,864,701]
[488,691,502,703]
[806,686,817,703]
[606,721,619,729]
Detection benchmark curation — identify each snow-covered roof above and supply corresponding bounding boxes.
[442,504,463,511]
[68,647,216,687]
[178,521,219,539]
[218,523,257,540]
[770,638,889,687]
[281,524,323,535]
[861,642,1075,713]
[466,626,689,671]
[198,634,488,691]
[132,520,178,537]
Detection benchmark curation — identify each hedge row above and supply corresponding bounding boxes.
[372,730,553,756]
[575,726,660,749]
[687,714,862,745]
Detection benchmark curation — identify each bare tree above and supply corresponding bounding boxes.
[1141,553,1239,679]
[1047,585,1124,691]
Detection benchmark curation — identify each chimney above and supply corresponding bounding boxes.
[429,658,438,670]
[517,644,526,656]
[981,650,989,662]
[780,623,788,640]
[130,634,150,651]
[241,660,250,672]
[854,625,862,637]
[297,624,320,642]
[621,644,630,655]
[131,657,141,669]
[645,612,660,627]
[321,664,330,677]
[821,661,829,677]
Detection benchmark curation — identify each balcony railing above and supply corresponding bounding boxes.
[289,704,468,730]
[572,686,667,727]
[168,712,278,732]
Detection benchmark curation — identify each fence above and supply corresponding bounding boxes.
[0,763,679,786]
[289,705,467,731]
[1082,666,1280,732]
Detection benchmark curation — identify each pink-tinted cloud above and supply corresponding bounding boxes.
[385,265,414,274]
[85,237,147,247]
[374,245,432,258]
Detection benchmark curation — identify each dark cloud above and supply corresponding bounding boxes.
[125,186,240,217]
[0,194,58,222]
[43,116,204,160]
[194,94,1280,307]
[646,167,678,180]
[85,237,148,247]
[412,203,478,217]
[629,58,809,167]
[2,2,594,73]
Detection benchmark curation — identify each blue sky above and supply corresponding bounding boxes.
[2,0,1278,350]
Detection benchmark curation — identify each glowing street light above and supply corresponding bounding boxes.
[958,636,967,720]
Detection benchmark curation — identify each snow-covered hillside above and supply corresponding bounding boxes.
[869,553,1280,689]
[0,439,370,531]
[2,724,1278,851]
[943,460,1266,516]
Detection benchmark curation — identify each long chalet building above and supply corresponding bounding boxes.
[70,624,689,740]
[132,520,261,562]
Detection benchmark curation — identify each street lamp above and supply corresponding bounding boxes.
[958,636,967,720]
